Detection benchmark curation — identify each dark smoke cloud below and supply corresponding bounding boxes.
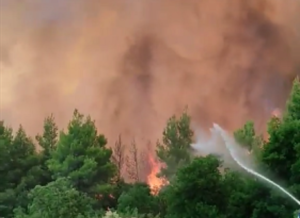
[0,0,300,146]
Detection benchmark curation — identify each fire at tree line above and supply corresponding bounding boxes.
[0,78,300,218]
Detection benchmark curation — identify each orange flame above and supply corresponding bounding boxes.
[147,154,166,195]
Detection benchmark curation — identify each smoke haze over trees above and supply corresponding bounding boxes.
[0,78,300,218]
[1,0,300,148]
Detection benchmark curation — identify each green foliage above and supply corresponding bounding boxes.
[284,77,300,122]
[117,183,159,215]
[47,110,116,204]
[156,111,193,180]
[0,123,42,217]
[294,209,300,218]
[36,114,58,157]
[223,171,294,217]
[103,210,160,218]
[34,115,58,186]
[164,155,227,218]
[261,79,300,203]
[14,178,99,218]
[260,111,300,217]
[233,121,263,155]
[234,121,256,149]
[0,121,14,192]
[262,119,300,181]
[222,171,253,218]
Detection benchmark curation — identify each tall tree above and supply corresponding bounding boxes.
[156,111,193,180]
[0,124,41,217]
[0,121,15,217]
[35,114,58,185]
[36,114,58,157]
[0,121,14,191]
[47,110,116,207]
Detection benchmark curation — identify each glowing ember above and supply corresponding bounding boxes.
[147,154,166,195]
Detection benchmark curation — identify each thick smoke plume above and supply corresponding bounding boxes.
[1,0,300,146]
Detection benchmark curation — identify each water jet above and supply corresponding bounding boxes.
[213,123,300,206]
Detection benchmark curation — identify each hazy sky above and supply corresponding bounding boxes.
[0,0,299,147]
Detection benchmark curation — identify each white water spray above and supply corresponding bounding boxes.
[213,123,300,206]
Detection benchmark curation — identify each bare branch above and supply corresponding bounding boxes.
[111,135,125,179]
[125,138,140,182]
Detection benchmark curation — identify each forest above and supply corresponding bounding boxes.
[0,78,300,218]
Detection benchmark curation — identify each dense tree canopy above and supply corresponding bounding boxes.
[164,155,227,218]
[156,111,193,180]
[0,78,300,218]
[14,178,98,218]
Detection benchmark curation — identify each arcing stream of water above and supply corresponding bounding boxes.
[213,123,300,206]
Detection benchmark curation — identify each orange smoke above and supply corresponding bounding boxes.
[147,154,166,195]
[1,0,300,148]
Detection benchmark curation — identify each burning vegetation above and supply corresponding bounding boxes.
[147,154,167,195]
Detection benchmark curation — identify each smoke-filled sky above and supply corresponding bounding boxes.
[1,0,300,146]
